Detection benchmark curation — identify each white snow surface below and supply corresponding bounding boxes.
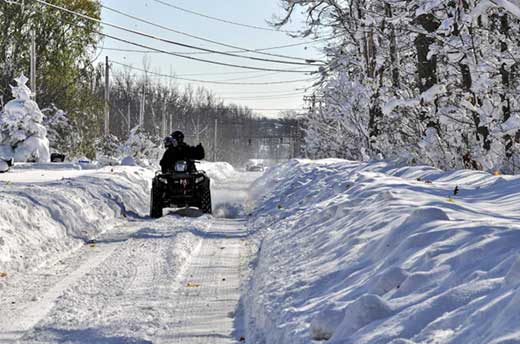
[244,159,520,344]
[0,165,153,274]
[4,158,520,343]
[0,161,240,275]
[0,161,253,343]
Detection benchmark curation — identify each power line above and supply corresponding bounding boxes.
[111,60,317,85]
[221,93,305,101]
[151,0,297,34]
[34,0,319,67]
[31,0,320,73]
[119,67,305,78]
[23,0,319,74]
[215,69,309,82]
[102,35,338,55]
[247,108,303,111]
[101,3,321,63]
[217,89,302,95]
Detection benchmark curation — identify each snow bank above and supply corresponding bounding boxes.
[244,159,520,343]
[198,161,236,185]
[0,165,153,275]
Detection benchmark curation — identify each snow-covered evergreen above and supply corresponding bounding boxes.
[42,105,81,157]
[120,126,161,165]
[94,134,121,165]
[0,74,50,163]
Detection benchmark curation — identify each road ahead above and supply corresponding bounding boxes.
[0,171,260,344]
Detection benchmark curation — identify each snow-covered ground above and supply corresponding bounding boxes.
[3,158,520,343]
[244,159,520,344]
[0,161,253,343]
[0,164,153,275]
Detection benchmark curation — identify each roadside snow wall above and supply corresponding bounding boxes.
[244,159,520,344]
[0,166,152,274]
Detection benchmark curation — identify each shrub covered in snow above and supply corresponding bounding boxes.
[43,104,81,157]
[0,74,50,163]
[120,126,162,165]
[94,134,121,165]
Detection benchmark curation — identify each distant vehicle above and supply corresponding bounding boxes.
[245,159,266,172]
[51,153,66,163]
[150,160,212,218]
[246,163,265,172]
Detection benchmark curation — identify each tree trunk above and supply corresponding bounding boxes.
[414,14,440,93]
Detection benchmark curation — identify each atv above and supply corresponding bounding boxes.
[150,160,212,218]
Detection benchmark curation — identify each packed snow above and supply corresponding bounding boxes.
[0,160,252,343]
[243,159,520,344]
[0,164,153,275]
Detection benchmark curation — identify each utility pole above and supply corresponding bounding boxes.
[139,90,145,127]
[104,56,110,136]
[213,118,218,161]
[127,103,131,134]
[162,100,168,137]
[30,30,36,100]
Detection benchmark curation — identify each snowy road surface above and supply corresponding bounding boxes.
[0,169,258,343]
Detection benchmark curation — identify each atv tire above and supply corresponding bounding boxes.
[150,181,163,218]
[200,186,212,214]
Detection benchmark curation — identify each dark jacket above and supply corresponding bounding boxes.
[160,143,205,173]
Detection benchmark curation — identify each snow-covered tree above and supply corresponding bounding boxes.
[43,105,81,156]
[120,125,161,165]
[0,74,50,163]
[277,0,520,173]
[94,134,121,164]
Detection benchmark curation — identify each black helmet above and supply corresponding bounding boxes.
[171,130,184,143]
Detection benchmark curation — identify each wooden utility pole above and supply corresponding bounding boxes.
[139,90,145,127]
[213,118,218,161]
[162,100,168,137]
[30,30,36,100]
[104,56,110,136]
[127,103,131,134]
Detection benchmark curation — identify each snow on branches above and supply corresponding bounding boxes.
[282,0,520,173]
[120,126,162,165]
[0,74,50,163]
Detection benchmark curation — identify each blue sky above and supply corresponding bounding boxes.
[98,0,326,117]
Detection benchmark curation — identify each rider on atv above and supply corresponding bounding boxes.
[151,130,211,217]
[160,131,205,173]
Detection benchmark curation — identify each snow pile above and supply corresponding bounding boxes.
[244,159,520,344]
[119,126,162,166]
[0,165,153,275]
[0,74,50,163]
[198,161,236,185]
[94,134,121,166]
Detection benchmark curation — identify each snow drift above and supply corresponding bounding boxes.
[0,161,236,277]
[0,165,153,275]
[244,159,520,344]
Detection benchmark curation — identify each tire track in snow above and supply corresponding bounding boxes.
[0,241,120,343]
[165,218,248,344]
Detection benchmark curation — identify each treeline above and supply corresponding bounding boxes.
[279,0,520,173]
[106,66,303,165]
[0,0,303,163]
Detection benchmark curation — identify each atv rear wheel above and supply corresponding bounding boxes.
[150,181,163,218]
[200,186,212,214]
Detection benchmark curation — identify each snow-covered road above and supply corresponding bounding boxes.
[0,167,258,343]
